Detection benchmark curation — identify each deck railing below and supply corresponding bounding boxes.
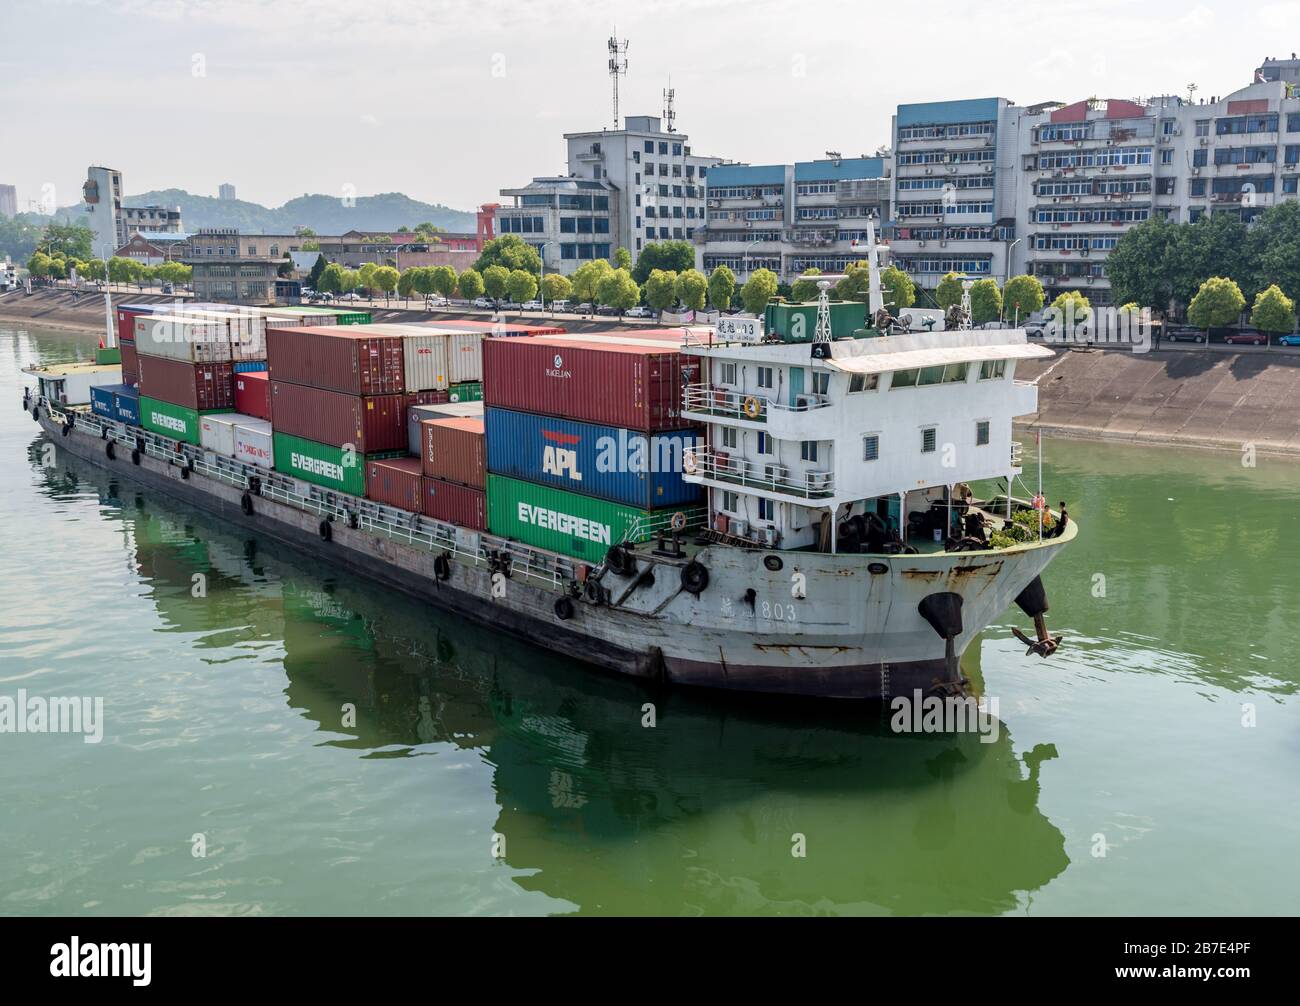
[682,384,769,422]
[683,445,835,499]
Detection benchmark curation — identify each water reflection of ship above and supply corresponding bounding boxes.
[49,448,1070,915]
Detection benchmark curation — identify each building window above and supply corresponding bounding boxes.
[720,362,737,384]
[849,373,879,393]
[722,491,738,512]
[976,420,990,446]
[862,434,880,461]
[801,441,818,462]
[756,432,771,454]
[757,367,774,389]
[810,371,829,395]
[979,359,1006,380]
[644,141,654,153]
[722,426,737,449]
[890,368,919,388]
[1196,119,1210,137]
[758,498,774,522]
[921,427,937,454]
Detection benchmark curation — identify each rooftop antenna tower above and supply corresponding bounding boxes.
[663,81,676,133]
[607,34,629,129]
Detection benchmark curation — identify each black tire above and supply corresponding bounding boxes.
[180,465,190,480]
[105,441,116,461]
[554,596,575,621]
[318,519,332,542]
[31,407,39,422]
[131,449,141,465]
[605,544,635,575]
[240,493,254,516]
[433,553,451,581]
[681,560,709,595]
[60,422,71,437]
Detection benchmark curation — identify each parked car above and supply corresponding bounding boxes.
[521,300,543,311]
[573,302,594,315]
[1164,326,1207,344]
[1223,330,1268,346]
[424,295,449,308]
[625,305,655,319]
[339,292,363,302]
[1277,333,1300,346]
[595,304,622,316]
[471,297,494,309]
[498,300,521,311]
[549,299,571,312]
[1023,321,1046,338]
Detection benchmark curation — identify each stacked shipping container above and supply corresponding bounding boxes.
[480,336,703,560]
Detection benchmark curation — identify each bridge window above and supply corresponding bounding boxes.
[979,359,1007,380]
[849,373,879,393]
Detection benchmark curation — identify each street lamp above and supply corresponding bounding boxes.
[743,237,763,282]
[538,240,557,312]
[1002,237,1024,323]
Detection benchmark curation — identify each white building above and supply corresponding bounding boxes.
[0,184,16,220]
[219,183,236,200]
[118,204,184,246]
[496,177,620,276]
[562,114,724,261]
[82,165,124,259]
[696,156,892,282]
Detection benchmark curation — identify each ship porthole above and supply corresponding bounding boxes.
[868,562,889,575]
[763,555,783,572]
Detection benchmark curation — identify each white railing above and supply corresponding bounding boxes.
[39,398,576,589]
[683,446,835,499]
[769,393,833,415]
[1011,440,1024,467]
[683,383,769,422]
[621,506,709,546]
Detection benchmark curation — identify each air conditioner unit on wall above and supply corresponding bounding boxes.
[764,463,789,484]
[806,470,833,491]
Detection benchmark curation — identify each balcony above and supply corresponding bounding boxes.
[683,446,835,500]
[683,384,768,424]
[767,394,834,439]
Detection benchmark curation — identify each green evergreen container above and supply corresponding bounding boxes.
[95,347,122,365]
[764,300,867,341]
[272,432,372,495]
[486,474,704,561]
[139,396,217,445]
[449,381,483,403]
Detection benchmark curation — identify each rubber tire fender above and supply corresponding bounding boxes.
[131,448,141,466]
[240,492,254,516]
[318,519,332,542]
[433,553,451,581]
[554,596,575,621]
[105,440,116,461]
[680,560,709,595]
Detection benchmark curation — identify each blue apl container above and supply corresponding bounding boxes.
[89,384,116,420]
[484,407,702,510]
[234,360,268,373]
[113,385,140,426]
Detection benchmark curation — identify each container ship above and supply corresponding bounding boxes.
[22,248,1074,701]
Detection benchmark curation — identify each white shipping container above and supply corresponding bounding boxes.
[200,412,268,459]
[175,309,269,362]
[406,401,483,455]
[135,315,231,363]
[447,332,485,384]
[233,419,274,469]
[402,334,450,392]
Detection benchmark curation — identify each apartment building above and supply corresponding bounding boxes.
[696,156,891,282]
[183,228,285,304]
[82,166,124,258]
[0,184,16,220]
[495,177,620,276]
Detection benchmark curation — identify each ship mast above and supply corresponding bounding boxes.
[864,214,884,317]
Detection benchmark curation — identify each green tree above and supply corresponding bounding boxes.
[1249,284,1296,335]
[1104,216,1180,310]
[631,240,695,285]
[506,268,538,304]
[542,273,572,303]
[881,266,916,311]
[1245,201,1300,310]
[614,247,633,270]
[41,222,95,261]
[707,265,736,310]
[339,269,360,295]
[457,267,485,300]
[306,253,327,290]
[644,269,679,312]
[27,251,53,278]
[969,278,1002,325]
[791,268,823,303]
[675,268,708,311]
[82,258,106,283]
[1002,274,1045,323]
[596,268,640,312]
[482,264,510,302]
[473,234,541,275]
[318,262,345,294]
[106,256,134,286]
[430,265,458,300]
[740,268,779,315]
[398,267,419,302]
[571,259,613,304]
[1187,276,1245,330]
[357,262,378,297]
[373,265,400,303]
[935,272,964,310]
[1051,289,1092,326]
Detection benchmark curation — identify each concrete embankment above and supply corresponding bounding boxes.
[1017,347,1300,456]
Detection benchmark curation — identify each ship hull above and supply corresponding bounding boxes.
[34,408,1072,700]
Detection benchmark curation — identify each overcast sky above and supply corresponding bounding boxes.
[1,0,1293,214]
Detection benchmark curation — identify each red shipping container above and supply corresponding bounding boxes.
[138,354,234,411]
[422,477,487,530]
[234,371,272,421]
[420,417,486,488]
[405,390,450,408]
[116,306,149,347]
[269,381,405,454]
[482,337,700,433]
[424,319,565,338]
[266,326,405,395]
[365,457,423,512]
[120,340,139,387]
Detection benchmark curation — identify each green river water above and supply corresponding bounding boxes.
[2,323,1298,916]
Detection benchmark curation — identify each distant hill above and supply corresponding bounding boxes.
[52,189,477,235]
